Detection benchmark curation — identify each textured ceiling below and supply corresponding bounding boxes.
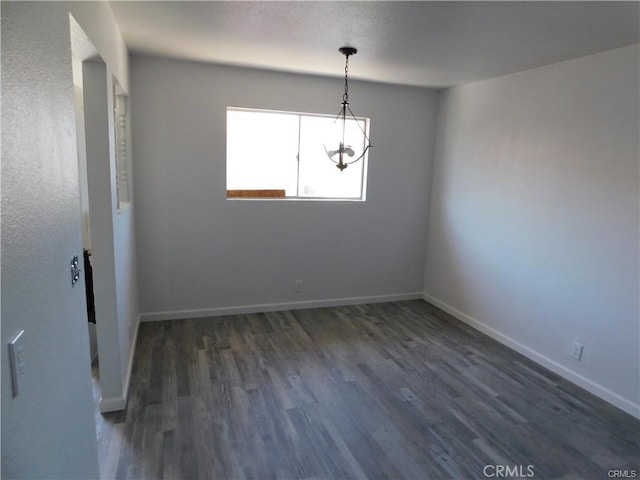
[109,1,640,87]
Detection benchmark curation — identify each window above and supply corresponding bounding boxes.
[226,107,369,200]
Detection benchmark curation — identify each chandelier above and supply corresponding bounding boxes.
[324,46,372,171]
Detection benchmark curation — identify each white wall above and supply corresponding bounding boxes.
[424,44,640,417]
[132,56,438,319]
[1,1,136,477]
[73,53,92,250]
[1,2,99,478]
[70,1,129,93]
[70,6,139,412]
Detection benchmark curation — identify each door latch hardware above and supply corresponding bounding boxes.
[71,255,82,287]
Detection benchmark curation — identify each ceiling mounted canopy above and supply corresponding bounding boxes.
[324,46,371,171]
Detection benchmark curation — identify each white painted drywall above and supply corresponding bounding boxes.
[424,45,640,416]
[83,60,125,404]
[115,205,139,378]
[70,4,139,412]
[1,3,99,478]
[70,1,129,93]
[131,56,437,317]
[1,1,138,476]
[73,53,92,250]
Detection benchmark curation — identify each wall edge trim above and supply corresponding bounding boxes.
[99,395,126,413]
[99,314,140,413]
[422,292,640,419]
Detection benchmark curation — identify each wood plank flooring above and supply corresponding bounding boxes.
[94,300,639,479]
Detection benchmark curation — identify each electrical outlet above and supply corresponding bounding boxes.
[294,280,303,293]
[570,341,583,361]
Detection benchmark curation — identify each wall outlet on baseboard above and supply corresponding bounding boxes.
[570,341,584,361]
[294,280,303,293]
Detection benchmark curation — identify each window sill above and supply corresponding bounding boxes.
[227,189,286,198]
[227,189,364,202]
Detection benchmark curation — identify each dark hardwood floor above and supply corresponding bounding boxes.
[94,300,639,479]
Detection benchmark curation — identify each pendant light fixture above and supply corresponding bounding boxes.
[324,46,371,171]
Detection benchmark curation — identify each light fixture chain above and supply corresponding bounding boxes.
[343,54,350,104]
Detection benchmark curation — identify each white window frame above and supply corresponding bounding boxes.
[226,106,370,201]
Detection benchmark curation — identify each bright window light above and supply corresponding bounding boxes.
[226,107,369,200]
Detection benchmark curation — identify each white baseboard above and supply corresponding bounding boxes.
[140,292,424,322]
[99,314,140,414]
[99,395,126,413]
[422,293,640,419]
